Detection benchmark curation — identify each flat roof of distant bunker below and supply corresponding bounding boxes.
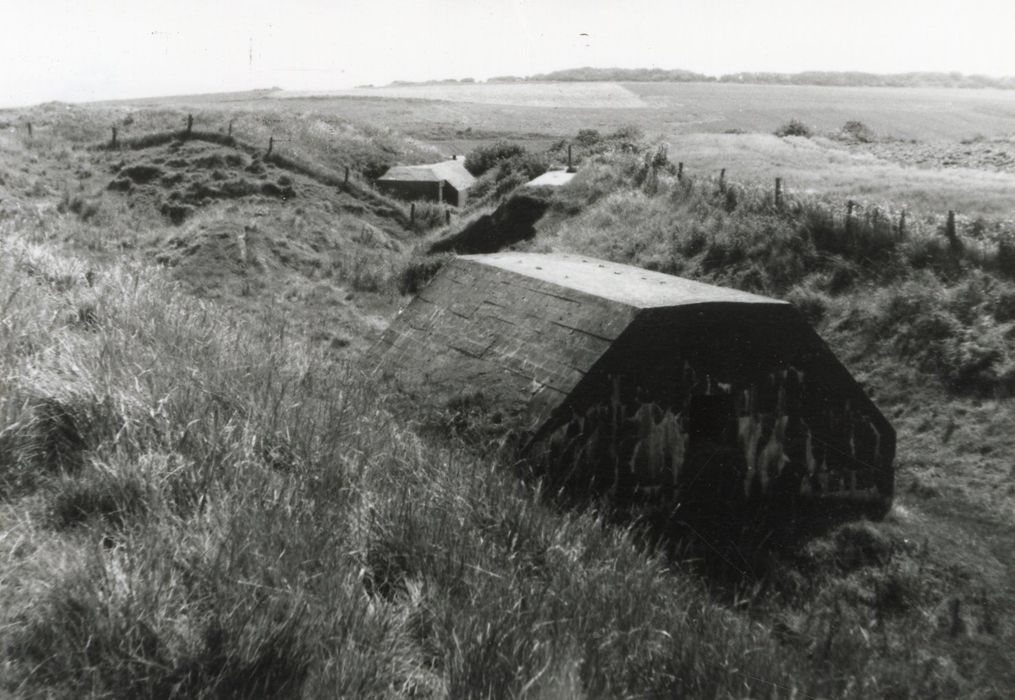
[371,253,895,516]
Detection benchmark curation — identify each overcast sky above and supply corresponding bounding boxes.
[2,0,1014,108]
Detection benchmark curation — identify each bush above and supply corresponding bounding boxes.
[775,119,813,138]
[609,125,644,144]
[786,285,830,325]
[397,253,453,295]
[408,200,447,231]
[840,120,876,143]
[464,142,527,177]
[574,129,602,147]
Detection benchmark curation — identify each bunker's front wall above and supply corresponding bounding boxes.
[376,180,465,206]
[534,308,894,513]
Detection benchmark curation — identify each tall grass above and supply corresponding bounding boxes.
[2,210,994,696]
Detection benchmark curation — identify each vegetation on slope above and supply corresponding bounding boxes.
[3,114,1015,696]
[5,222,984,698]
[0,104,457,357]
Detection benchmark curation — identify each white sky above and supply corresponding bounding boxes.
[2,0,1014,108]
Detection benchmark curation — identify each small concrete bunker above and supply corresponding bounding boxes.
[376,158,475,207]
[372,253,895,516]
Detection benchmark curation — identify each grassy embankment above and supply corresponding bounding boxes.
[0,104,463,354]
[3,215,959,698]
[2,117,1014,696]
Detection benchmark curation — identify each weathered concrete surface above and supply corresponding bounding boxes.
[525,170,577,188]
[370,253,895,516]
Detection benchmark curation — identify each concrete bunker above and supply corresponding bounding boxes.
[376,157,475,207]
[372,253,895,518]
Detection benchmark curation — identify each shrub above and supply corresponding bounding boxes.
[464,142,527,177]
[775,119,813,138]
[786,285,830,325]
[574,129,602,147]
[408,200,447,231]
[609,125,644,144]
[397,253,452,295]
[840,120,876,142]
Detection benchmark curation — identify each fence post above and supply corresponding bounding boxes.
[26,121,32,138]
[567,144,576,173]
[719,168,726,193]
[266,136,274,157]
[344,166,350,185]
[899,210,907,237]
[228,119,234,137]
[677,162,683,181]
[410,202,416,226]
[110,126,118,148]
[775,177,783,209]
[186,114,193,135]
[945,210,960,251]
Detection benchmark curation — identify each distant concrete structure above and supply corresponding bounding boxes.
[372,253,895,516]
[524,169,577,189]
[376,157,475,207]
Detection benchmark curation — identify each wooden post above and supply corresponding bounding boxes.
[899,210,907,237]
[566,144,575,173]
[110,126,118,148]
[228,119,234,137]
[266,136,273,156]
[26,122,32,138]
[775,177,783,209]
[719,168,726,193]
[945,210,960,251]
[410,202,416,225]
[949,598,964,637]
[186,114,193,135]
[677,162,683,181]
[344,166,350,185]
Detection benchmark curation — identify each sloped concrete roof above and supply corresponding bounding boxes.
[377,159,476,190]
[525,170,577,188]
[462,253,784,309]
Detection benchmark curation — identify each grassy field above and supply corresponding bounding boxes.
[2,89,1015,696]
[95,81,1015,219]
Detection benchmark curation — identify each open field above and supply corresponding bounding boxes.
[94,81,1015,218]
